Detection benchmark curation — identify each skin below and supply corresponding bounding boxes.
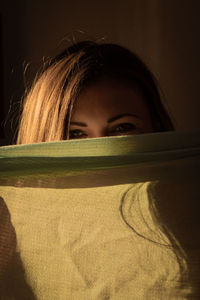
[69,79,154,139]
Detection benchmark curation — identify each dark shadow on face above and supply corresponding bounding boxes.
[69,79,154,139]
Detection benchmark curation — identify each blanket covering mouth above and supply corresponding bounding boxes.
[0,130,200,299]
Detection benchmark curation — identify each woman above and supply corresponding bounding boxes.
[7,41,196,298]
[17,40,174,144]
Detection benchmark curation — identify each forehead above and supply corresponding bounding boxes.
[72,79,150,117]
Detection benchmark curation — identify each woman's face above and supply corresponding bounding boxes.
[69,79,154,139]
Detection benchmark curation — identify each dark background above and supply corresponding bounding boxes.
[1,0,200,145]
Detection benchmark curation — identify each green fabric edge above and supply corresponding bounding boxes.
[0,130,200,158]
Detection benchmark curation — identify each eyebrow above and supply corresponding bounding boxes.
[70,113,139,127]
[70,121,87,127]
[107,113,139,123]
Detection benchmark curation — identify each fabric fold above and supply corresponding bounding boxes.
[0,131,199,299]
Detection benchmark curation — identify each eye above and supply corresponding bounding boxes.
[110,123,137,134]
[69,129,87,139]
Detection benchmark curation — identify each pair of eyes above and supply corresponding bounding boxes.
[69,122,138,139]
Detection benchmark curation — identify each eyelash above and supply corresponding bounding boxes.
[69,123,137,139]
[110,123,136,133]
[69,130,87,139]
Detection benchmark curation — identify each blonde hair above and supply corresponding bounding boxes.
[17,41,174,144]
[17,52,83,143]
